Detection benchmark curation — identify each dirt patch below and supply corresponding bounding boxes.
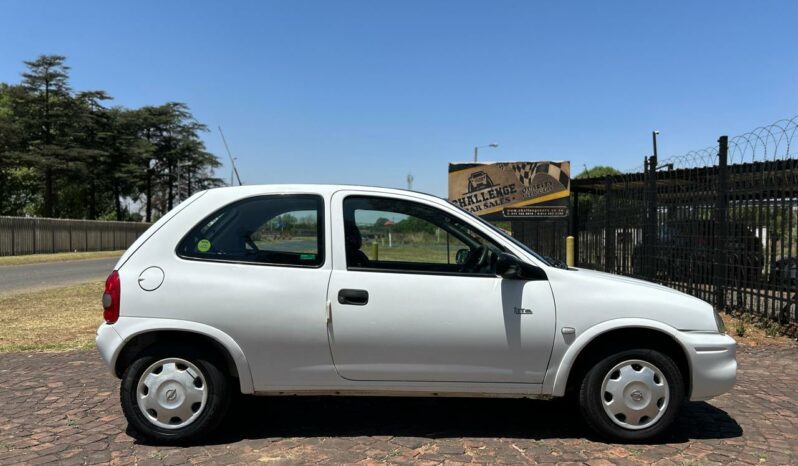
[721,311,798,348]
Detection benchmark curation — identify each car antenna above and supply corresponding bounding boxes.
[218,126,243,186]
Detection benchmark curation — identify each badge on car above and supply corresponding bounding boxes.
[514,307,533,315]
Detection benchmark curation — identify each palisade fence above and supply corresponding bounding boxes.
[515,115,798,327]
[0,217,151,256]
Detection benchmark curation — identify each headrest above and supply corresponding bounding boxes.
[344,221,362,250]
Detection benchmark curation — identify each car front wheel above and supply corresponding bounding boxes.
[579,349,684,441]
[120,347,230,444]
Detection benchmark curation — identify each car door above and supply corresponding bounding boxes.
[327,191,556,384]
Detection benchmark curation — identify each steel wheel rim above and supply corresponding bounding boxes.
[600,359,669,430]
[136,358,208,429]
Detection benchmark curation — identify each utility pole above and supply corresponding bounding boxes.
[219,126,243,186]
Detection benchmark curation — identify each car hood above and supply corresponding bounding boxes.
[570,267,699,299]
[545,266,718,332]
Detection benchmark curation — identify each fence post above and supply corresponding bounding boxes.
[569,192,579,266]
[643,155,658,279]
[715,136,729,308]
[566,236,575,267]
[605,176,615,273]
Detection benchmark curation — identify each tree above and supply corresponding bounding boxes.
[574,165,623,222]
[575,165,622,179]
[135,103,222,221]
[0,84,30,215]
[18,55,73,217]
[0,55,224,220]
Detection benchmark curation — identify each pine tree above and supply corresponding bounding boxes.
[18,55,73,217]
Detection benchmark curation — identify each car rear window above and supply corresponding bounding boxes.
[176,194,324,267]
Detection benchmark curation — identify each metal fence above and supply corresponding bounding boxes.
[517,115,798,326]
[0,216,151,256]
[512,117,798,329]
[511,220,569,263]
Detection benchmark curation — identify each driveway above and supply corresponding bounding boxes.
[0,257,119,293]
[0,345,796,465]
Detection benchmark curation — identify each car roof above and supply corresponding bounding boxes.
[205,184,446,202]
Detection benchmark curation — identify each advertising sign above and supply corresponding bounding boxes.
[448,161,571,219]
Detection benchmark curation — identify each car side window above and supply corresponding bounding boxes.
[342,196,503,275]
[177,195,324,267]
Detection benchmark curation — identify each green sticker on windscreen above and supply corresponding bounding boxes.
[197,239,212,252]
[300,254,316,261]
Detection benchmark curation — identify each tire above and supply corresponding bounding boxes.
[120,346,231,444]
[578,349,684,442]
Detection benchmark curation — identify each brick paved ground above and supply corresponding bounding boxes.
[0,345,797,465]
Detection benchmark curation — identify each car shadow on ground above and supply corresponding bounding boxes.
[166,395,742,446]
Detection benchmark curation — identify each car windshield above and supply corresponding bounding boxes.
[452,204,555,267]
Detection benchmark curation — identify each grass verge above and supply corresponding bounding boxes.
[0,281,103,352]
[0,250,123,267]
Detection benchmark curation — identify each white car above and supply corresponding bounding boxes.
[96,185,736,443]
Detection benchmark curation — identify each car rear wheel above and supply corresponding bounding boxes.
[120,347,230,444]
[579,349,684,441]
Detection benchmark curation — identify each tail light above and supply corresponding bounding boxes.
[103,270,121,324]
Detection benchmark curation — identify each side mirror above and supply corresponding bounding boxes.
[495,253,547,280]
[455,248,470,265]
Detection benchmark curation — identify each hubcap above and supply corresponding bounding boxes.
[136,358,207,429]
[600,359,669,430]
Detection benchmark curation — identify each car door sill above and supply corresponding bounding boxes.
[253,385,548,399]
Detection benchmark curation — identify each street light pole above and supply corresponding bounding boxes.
[652,130,659,160]
[474,143,499,162]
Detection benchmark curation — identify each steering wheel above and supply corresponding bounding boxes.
[460,246,490,273]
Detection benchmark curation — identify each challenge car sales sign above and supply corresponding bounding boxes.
[448,161,571,219]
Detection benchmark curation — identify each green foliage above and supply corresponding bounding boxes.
[575,165,622,179]
[392,216,437,234]
[0,55,224,221]
[574,166,624,225]
[734,316,746,337]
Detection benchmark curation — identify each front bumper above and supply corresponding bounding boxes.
[682,332,737,401]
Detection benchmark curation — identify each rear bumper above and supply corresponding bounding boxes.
[96,323,124,377]
[682,332,737,401]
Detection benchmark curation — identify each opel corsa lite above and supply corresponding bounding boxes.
[97,185,736,443]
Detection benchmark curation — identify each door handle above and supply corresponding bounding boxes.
[338,289,369,305]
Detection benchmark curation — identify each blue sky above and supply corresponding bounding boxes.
[2,1,797,196]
